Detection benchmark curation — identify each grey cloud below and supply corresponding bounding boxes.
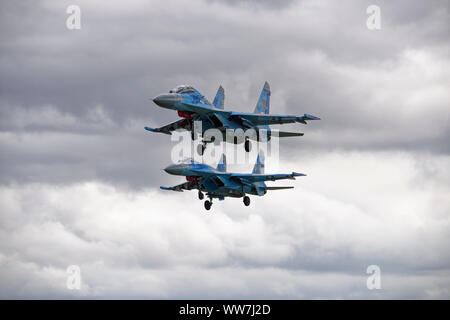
[1,150,449,298]
[0,0,448,188]
[0,0,449,299]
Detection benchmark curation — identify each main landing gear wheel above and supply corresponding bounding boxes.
[244,139,251,152]
[198,191,204,200]
[243,196,250,206]
[204,200,212,210]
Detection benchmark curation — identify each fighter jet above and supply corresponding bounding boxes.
[161,153,306,211]
[145,82,320,154]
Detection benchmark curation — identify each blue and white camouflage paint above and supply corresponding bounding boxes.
[161,152,305,210]
[145,82,320,149]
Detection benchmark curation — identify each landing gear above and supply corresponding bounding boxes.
[198,190,204,200]
[204,200,212,210]
[244,139,251,152]
[243,196,250,206]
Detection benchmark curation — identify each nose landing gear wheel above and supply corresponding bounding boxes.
[204,200,212,210]
[243,196,250,206]
[198,191,204,200]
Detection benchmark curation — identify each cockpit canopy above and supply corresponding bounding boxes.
[169,85,195,94]
[175,157,205,166]
[168,84,212,105]
[178,157,194,164]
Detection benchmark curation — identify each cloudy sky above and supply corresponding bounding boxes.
[0,0,449,299]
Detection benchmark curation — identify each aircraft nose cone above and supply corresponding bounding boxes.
[164,164,179,175]
[153,94,180,109]
[152,95,164,105]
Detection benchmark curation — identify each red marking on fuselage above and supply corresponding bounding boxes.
[186,176,199,188]
[178,111,192,119]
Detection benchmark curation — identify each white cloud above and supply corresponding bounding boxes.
[1,0,448,299]
[1,150,449,298]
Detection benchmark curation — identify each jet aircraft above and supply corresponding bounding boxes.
[161,153,306,211]
[146,82,320,153]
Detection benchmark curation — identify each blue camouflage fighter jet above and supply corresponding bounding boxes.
[161,153,306,211]
[146,82,320,153]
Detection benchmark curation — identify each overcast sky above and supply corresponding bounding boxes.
[0,0,449,299]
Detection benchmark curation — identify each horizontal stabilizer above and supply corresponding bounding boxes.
[265,186,294,190]
[278,131,304,137]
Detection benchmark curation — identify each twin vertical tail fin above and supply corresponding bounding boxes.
[217,153,264,174]
[217,154,227,172]
[213,82,269,113]
[254,81,270,114]
[252,152,265,174]
[212,85,225,109]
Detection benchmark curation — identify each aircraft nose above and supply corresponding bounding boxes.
[164,164,180,175]
[153,94,180,109]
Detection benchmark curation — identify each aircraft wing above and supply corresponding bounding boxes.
[230,172,306,183]
[178,101,320,126]
[228,112,320,126]
[144,119,191,135]
[160,182,193,192]
[188,168,306,182]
